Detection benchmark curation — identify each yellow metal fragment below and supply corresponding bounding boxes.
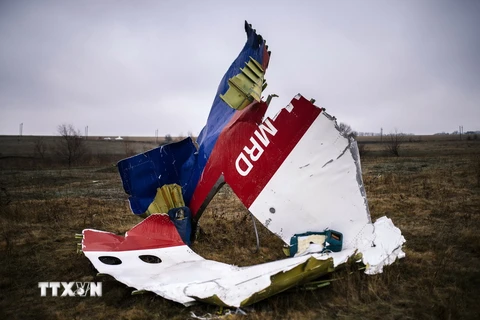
[132,290,147,295]
[192,257,335,307]
[145,184,185,216]
[220,57,266,110]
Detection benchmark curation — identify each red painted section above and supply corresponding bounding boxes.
[189,95,321,215]
[262,44,270,70]
[82,215,185,252]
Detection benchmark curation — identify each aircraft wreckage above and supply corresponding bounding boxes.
[80,21,405,307]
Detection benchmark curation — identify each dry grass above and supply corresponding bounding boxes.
[0,136,159,170]
[0,138,479,319]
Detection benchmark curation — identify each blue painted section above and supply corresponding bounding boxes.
[117,138,196,214]
[117,22,268,215]
[167,207,193,245]
[289,230,344,257]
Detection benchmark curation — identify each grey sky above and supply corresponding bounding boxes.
[0,0,479,136]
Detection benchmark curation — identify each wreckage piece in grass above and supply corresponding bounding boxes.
[81,21,405,307]
[82,213,403,307]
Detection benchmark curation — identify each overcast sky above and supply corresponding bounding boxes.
[0,0,479,137]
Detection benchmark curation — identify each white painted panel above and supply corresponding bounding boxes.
[249,112,370,247]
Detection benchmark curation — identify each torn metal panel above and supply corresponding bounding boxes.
[82,215,404,307]
[117,137,196,215]
[116,21,270,217]
[245,98,371,246]
[147,184,185,216]
[82,215,336,307]
[80,21,406,308]
[186,256,335,307]
[220,57,266,110]
[187,94,370,248]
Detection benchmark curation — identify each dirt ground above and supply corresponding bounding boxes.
[0,136,479,319]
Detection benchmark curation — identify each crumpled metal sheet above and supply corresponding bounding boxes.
[82,214,335,307]
[117,21,270,216]
[82,215,404,307]
[80,21,406,307]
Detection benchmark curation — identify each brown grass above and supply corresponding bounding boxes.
[1,137,479,319]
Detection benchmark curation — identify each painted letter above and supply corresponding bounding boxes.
[243,137,264,162]
[235,152,253,176]
[254,118,278,147]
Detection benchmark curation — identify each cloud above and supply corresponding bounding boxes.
[0,0,479,136]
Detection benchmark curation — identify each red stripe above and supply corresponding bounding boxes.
[189,95,321,214]
[82,215,184,251]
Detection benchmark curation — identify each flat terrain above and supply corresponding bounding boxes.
[0,136,479,319]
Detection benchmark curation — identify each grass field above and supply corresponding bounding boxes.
[0,135,479,319]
